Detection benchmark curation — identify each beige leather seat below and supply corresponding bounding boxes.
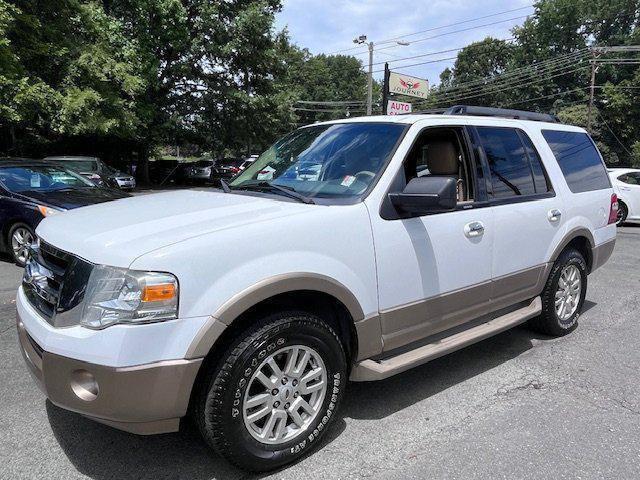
[425,140,464,201]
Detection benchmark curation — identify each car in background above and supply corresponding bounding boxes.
[44,156,136,191]
[239,155,258,172]
[212,157,245,183]
[0,159,130,265]
[182,159,216,184]
[608,168,640,225]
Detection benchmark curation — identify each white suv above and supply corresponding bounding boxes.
[17,106,617,471]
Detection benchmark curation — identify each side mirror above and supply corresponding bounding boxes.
[389,176,457,216]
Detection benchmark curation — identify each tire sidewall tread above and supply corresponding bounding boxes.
[531,248,587,337]
[195,311,346,472]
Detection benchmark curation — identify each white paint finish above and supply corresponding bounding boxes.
[25,113,617,368]
[130,202,379,320]
[369,208,494,313]
[36,190,312,267]
[609,168,640,221]
[17,287,211,367]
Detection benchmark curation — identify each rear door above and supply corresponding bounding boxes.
[472,125,562,310]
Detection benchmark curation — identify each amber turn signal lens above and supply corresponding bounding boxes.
[141,283,177,302]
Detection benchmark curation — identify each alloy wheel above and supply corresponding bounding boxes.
[242,345,327,445]
[11,227,34,264]
[555,264,582,322]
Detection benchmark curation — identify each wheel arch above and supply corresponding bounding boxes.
[549,228,595,273]
[186,273,367,364]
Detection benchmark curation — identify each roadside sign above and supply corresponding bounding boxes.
[388,72,429,99]
[387,100,412,115]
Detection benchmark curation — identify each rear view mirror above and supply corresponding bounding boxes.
[389,176,457,216]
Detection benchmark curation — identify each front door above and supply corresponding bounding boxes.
[369,126,494,352]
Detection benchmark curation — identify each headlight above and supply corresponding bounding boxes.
[81,265,179,329]
[37,205,63,217]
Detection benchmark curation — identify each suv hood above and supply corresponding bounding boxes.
[36,189,311,267]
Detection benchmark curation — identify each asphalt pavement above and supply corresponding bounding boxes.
[1,227,639,479]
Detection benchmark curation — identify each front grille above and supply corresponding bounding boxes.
[23,241,93,327]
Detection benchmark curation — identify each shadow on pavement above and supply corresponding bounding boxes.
[46,322,567,479]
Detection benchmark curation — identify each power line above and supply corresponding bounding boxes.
[372,15,531,55]
[422,55,590,106]
[423,64,590,108]
[596,112,634,157]
[501,87,586,107]
[431,49,589,96]
[329,4,533,55]
[371,38,515,67]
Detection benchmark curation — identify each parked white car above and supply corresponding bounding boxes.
[17,106,616,472]
[608,168,640,225]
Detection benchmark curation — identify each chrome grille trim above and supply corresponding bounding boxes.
[22,241,94,327]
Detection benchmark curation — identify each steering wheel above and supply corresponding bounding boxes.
[354,171,376,183]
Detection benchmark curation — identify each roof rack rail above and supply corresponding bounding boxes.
[411,105,560,123]
[448,105,560,123]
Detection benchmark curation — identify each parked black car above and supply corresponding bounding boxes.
[44,156,136,190]
[0,159,130,266]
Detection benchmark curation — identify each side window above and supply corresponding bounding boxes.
[619,173,640,185]
[403,127,475,203]
[518,131,551,193]
[541,130,611,193]
[476,127,537,198]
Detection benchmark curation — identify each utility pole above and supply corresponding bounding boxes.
[587,53,598,134]
[353,35,411,116]
[367,41,374,115]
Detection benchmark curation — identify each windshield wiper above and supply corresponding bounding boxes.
[219,178,231,193]
[237,182,315,204]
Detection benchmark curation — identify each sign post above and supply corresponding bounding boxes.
[382,63,390,115]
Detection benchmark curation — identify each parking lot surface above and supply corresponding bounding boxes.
[1,227,639,480]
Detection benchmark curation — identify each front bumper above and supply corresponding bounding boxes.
[16,307,203,435]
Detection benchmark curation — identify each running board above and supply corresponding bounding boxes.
[350,296,542,382]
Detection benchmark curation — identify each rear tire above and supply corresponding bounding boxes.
[529,248,587,337]
[195,311,346,472]
[616,201,628,226]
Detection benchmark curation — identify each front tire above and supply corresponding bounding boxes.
[8,223,35,267]
[616,201,628,226]
[529,248,587,336]
[195,312,347,472]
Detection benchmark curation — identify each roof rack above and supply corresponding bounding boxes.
[411,105,561,123]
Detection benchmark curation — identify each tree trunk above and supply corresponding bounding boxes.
[136,144,151,186]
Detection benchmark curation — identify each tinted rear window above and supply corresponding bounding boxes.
[542,130,610,193]
[477,127,537,198]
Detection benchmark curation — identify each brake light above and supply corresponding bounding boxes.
[608,193,618,224]
[229,166,240,173]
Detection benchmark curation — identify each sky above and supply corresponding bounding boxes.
[275,0,533,86]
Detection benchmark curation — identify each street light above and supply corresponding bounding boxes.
[354,35,411,115]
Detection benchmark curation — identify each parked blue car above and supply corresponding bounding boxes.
[0,158,130,266]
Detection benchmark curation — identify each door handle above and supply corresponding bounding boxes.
[464,221,485,238]
[548,209,562,222]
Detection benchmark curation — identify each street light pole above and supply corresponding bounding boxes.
[354,35,411,116]
[367,41,374,115]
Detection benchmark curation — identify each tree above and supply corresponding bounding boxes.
[0,1,145,157]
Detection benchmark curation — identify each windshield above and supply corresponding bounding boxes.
[229,123,406,199]
[0,165,96,192]
[58,159,98,172]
